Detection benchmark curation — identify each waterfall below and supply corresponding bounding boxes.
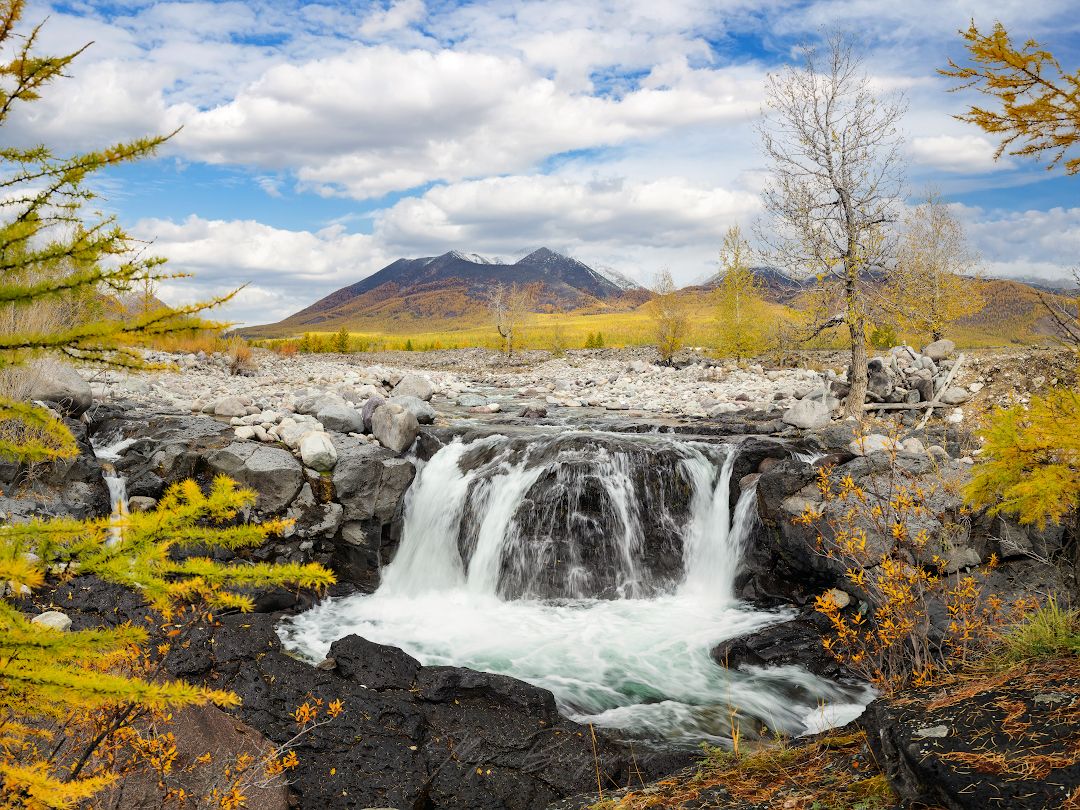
[376,433,744,601]
[279,431,873,744]
[379,439,479,595]
[679,446,739,599]
[94,436,135,546]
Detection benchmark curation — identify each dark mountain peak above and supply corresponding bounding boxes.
[516,247,564,265]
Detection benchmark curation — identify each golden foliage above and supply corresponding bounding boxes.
[965,387,1080,529]
[647,270,688,363]
[225,337,256,376]
[805,456,1020,693]
[886,193,985,342]
[713,225,768,360]
[0,474,334,805]
[943,21,1080,174]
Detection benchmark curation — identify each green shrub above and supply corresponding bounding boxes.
[997,598,1080,665]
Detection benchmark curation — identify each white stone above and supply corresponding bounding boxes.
[299,431,337,471]
[212,396,248,418]
[782,399,832,430]
[900,438,926,455]
[392,373,435,401]
[849,434,898,455]
[371,403,419,453]
[234,426,256,440]
[922,339,956,361]
[940,387,969,405]
[31,611,72,632]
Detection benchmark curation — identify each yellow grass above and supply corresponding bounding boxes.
[249,280,1066,355]
[261,299,814,353]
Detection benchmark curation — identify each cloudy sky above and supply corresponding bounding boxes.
[14,0,1080,325]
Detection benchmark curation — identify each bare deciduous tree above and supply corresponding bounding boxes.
[887,192,984,342]
[1040,267,1080,351]
[649,269,688,364]
[487,282,538,358]
[759,31,907,417]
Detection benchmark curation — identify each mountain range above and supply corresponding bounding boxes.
[243,245,1077,344]
[245,248,647,336]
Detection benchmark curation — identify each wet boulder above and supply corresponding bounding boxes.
[327,634,420,690]
[204,441,304,513]
[455,433,701,599]
[711,609,847,679]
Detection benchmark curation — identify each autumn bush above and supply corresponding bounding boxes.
[801,449,1028,693]
[225,337,257,376]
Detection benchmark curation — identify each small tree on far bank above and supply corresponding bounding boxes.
[887,193,984,342]
[713,225,767,361]
[334,325,351,353]
[648,269,688,363]
[759,31,907,418]
[487,282,538,357]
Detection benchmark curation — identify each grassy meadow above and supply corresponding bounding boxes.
[248,282,1063,356]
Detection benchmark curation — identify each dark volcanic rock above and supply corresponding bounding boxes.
[861,656,1080,810]
[740,451,990,603]
[89,408,417,589]
[167,616,660,810]
[711,609,847,679]
[330,443,415,588]
[455,433,699,598]
[328,634,420,690]
[0,419,110,520]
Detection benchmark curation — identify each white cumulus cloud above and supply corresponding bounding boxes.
[910,135,1011,174]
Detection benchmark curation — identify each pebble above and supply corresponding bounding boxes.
[31,611,73,632]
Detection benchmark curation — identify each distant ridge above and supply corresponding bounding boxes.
[695,265,810,303]
[245,247,645,336]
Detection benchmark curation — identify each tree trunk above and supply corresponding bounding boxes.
[506,329,513,358]
[845,316,868,419]
[843,270,868,419]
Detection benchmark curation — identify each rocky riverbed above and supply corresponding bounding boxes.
[9,344,1078,809]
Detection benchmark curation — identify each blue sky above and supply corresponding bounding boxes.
[11,0,1080,325]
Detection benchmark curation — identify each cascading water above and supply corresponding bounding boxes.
[94,436,136,545]
[279,431,872,744]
